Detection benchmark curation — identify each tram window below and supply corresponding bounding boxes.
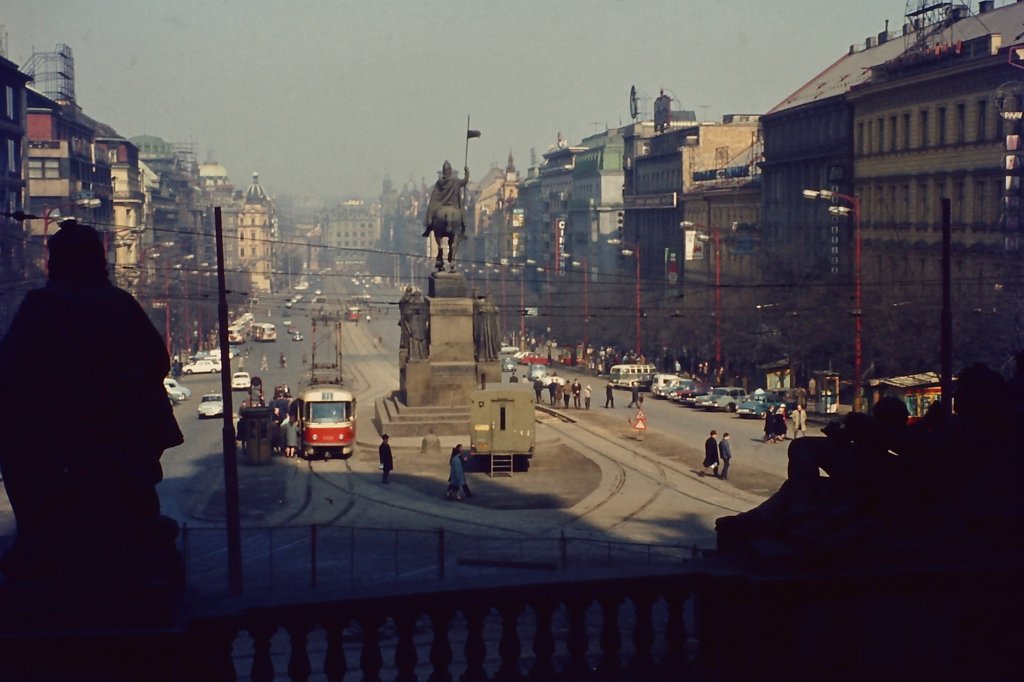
[310,402,348,422]
[500,406,506,430]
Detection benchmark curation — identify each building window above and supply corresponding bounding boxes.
[954,181,965,223]
[920,110,929,147]
[955,104,965,144]
[27,158,61,179]
[4,86,12,120]
[977,99,988,141]
[890,116,897,152]
[877,118,885,153]
[7,139,15,174]
[918,183,929,224]
[901,184,910,223]
[938,107,947,145]
[902,113,911,151]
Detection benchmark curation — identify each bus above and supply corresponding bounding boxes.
[294,385,356,460]
[607,364,658,390]
[252,323,277,342]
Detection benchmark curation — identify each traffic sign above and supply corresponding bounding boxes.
[632,410,647,430]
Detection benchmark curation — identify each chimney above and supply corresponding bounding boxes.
[979,0,994,12]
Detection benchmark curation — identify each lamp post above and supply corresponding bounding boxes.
[608,238,641,355]
[681,220,721,368]
[803,188,862,412]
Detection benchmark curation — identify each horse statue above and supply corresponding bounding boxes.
[425,205,464,272]
[423,161,468,272]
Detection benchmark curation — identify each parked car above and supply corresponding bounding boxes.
[697,387,748,412]
[673,380,711,406]
[182,358,221,375]
[231,371,252,390]
[291,331,304,342]
[652,378,686,399]
[197,393,225,419]
[164,377,192,401]
[501,356,517,372]
[735,392,785,419]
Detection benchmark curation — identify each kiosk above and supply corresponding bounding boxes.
[238,405,274,465]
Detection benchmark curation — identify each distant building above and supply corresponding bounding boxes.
[237,173,275,295]
[0,54,31,333]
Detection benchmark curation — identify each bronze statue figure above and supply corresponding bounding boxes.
[473,295,501,362]
[399,288,429,360]
[423,160,468,272]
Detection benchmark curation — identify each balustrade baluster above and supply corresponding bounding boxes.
[285,620,313,682]
[393,610,420,682]
[563,597,591,677]
[322,616,349,682]
[628,591,657,678]
[427,606,455,682]
[596,594,623,678]
[461,604,490,682]
[248,622,277,682]
[358,614,386,682]
[528,598,557,681]
[661,589,689,678]
[494,601,523,682]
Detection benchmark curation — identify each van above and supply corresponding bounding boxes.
[607,364,658,390]
[650,373,682,396]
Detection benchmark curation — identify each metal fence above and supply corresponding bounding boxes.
[179,524,707,597]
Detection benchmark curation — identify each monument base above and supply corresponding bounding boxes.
[429,271,467,298]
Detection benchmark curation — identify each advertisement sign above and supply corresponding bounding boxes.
[684,230,705,261]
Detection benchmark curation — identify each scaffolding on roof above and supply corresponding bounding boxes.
[23,43,75,104]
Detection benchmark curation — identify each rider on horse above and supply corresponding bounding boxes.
[422,160,469,238]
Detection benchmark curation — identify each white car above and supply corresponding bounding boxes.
[231,372,251,391]
[197,393,225,419]
[164,378,192,401]
[182,358,221,375]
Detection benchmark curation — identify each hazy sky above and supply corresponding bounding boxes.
[7,0,912,201]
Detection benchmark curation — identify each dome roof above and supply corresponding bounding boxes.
[199,162,228,178]
[244,172,269,205]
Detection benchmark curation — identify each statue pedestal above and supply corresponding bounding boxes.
[429,271,467,298]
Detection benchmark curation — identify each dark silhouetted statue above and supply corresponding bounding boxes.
[0,221,184,627]
[399,288,429,360]
[423,160,468,272]
[473,294,500,362]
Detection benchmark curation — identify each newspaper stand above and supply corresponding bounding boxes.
[238,405,274,465]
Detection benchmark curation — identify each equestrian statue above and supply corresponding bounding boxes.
[422,160,469,272]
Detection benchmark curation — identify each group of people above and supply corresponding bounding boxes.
[701,430,733,480]
[763,403,808,443]
[532,376,592,409]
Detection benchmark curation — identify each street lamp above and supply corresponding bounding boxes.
[608,238,641,355]
[804,188,863,412]
[681,220,722,368]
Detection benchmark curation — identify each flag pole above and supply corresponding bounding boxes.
[464,114,471,172]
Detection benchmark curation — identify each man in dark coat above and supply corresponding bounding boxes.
[701,430,720,477]
[422,161,469,237]
[719,433,733,480]
[0,221,183,585]
[379,434,394,484]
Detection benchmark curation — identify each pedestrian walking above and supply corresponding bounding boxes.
[718,432,732,480]
[772,406,788,443]
[700,430,720,477]
[548,378,558,406]
[458,447,473,499]
[561,382,570,408]
[260,354,269,371]
[571,379,582,408]
[605,380,615,408]
[584,384,592,409]
[627,381,641,408]
[446,444,465,501]
[763,406,776,443]
[792,404,808,438]
[378,434,393,484]
[534,377,544,403]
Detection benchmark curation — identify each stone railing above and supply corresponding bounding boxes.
[1,558,1020,680]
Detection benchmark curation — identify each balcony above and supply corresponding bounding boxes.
[0,555,1017,680]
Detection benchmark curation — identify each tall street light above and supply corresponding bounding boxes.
[681,220,721,368]
[803,188,863,412]
[608,238,641,355]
